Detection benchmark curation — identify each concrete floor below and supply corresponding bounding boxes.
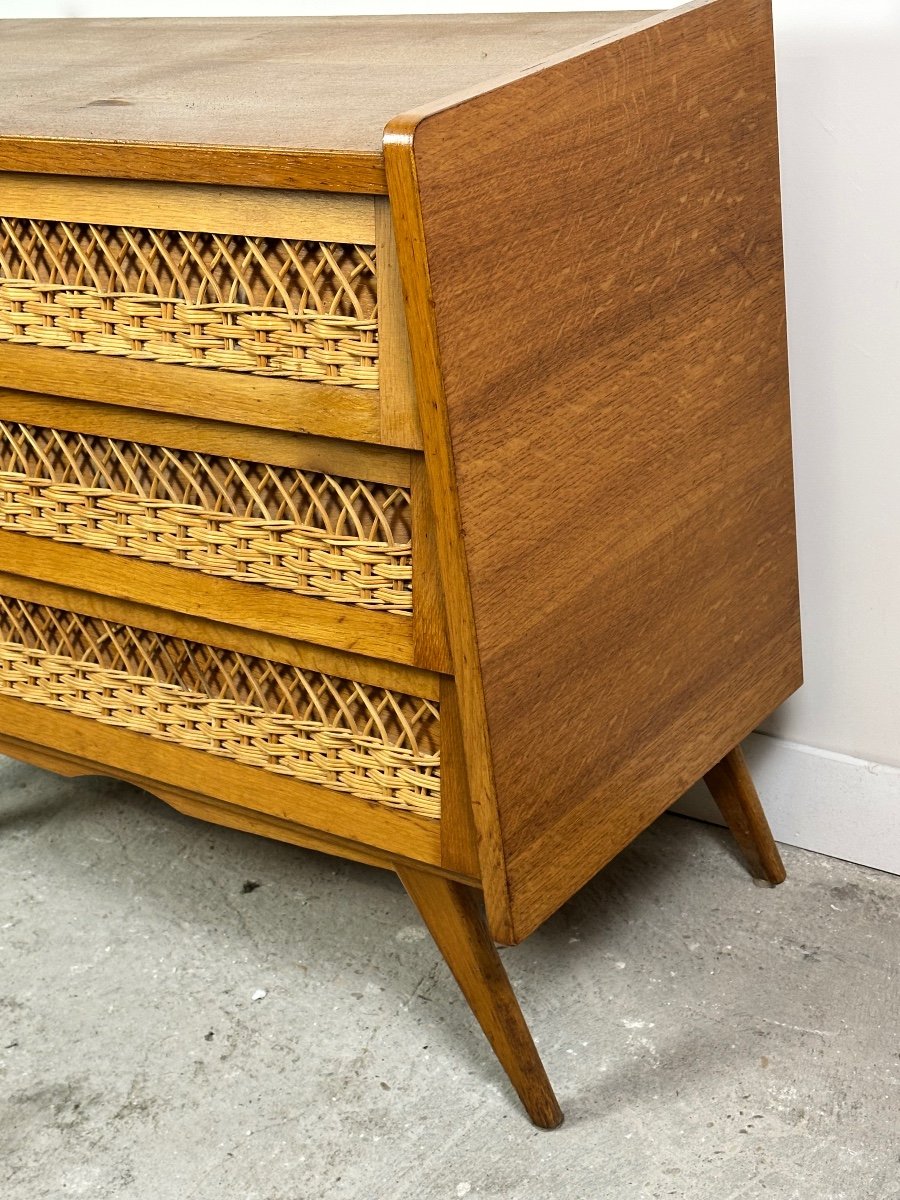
[1,755,899,1200]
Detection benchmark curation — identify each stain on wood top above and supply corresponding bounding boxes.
[0,14,657,191]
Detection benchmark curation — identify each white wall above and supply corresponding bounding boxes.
[764,2,900,771]
[2,1,899,863]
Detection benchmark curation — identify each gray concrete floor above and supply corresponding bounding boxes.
[1,754,899,1200]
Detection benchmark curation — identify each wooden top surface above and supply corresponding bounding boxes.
[0,13,656,191]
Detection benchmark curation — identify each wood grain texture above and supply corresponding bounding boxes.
[438,675,481,878]
[385,137,512,938]
[0,344,383,446]
[0,140,386,198]
[0,172,376,242]
[704,744,787,884]
[410,454,453,676]
[374,198,423,449]
[387,0,801,942]
[396,865,562,1128]
[0,530,416,665]
[0,15,655,193]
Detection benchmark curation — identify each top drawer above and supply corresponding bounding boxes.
[0,175,419,448]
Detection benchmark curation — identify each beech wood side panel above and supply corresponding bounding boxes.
[387,0,801,942]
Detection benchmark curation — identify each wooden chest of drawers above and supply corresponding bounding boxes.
[0,0,801,1127]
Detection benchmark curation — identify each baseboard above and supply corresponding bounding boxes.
[673,732,900,876]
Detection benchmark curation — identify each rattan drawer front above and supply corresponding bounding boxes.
[0,420,412,614]
[0,217,378,389]
[0,593,440,820]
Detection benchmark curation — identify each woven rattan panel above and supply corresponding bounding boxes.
[0,595,440,817]
[0,421,412,613]
[0,219,378,387]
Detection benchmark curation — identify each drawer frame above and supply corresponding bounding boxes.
[0,388,450,672]
[0,175,421,449]
[0,567,476,876]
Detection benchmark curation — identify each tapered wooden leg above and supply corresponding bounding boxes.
[704,745,786,884]
[396,865,563,1129]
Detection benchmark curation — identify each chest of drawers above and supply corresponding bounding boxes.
[0,0,800,1127]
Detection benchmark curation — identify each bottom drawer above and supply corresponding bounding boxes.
[0,593,440,821]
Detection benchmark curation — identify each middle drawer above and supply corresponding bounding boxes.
[0,418,411,612]
[0,393,446,669]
